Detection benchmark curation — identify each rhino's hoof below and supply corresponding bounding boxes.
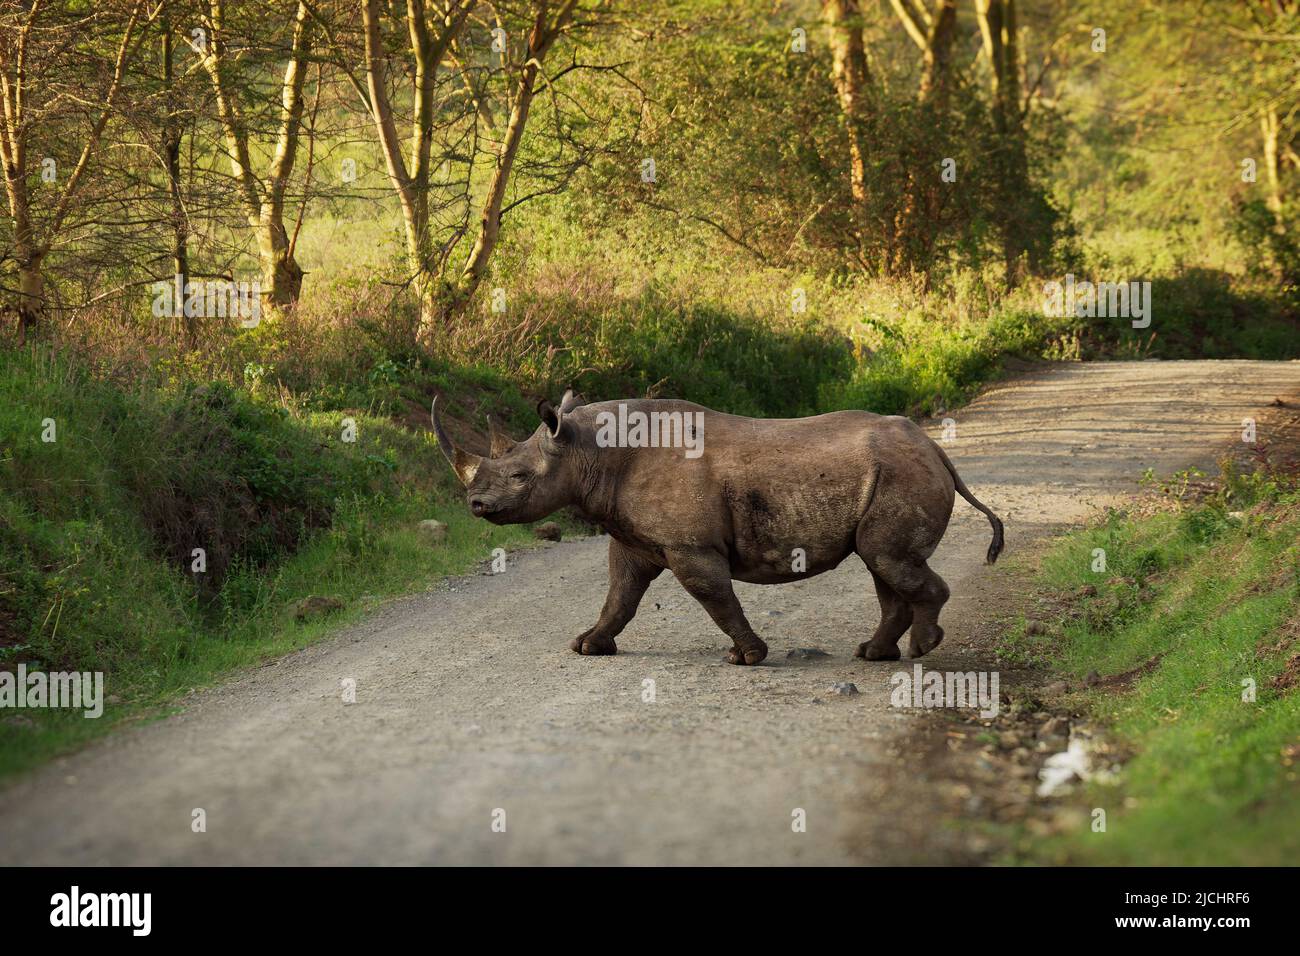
[855,641,901,661]
[727,643,768,666]
[907,626,944,658]
[569,634,617,656]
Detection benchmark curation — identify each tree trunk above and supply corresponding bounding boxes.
[256,218,304,309]
[999,0,1030,276]
[456,73,539,311]
[978,0,1032,277]
[202,0,309,318]
[4,179,40,342]
[260,0,311,313]
[917,0,957,109]
[1000,0,1022,137]
[358,0,570,339]
[400,196,440,331]
[162,18,192,342]
[360,0,475,338]
[15,253,44,346]
[450,3,575,327]
[822,0,871,204]
[3,128,42,338]
[890,0,957,276]
[1262,106,1285,233]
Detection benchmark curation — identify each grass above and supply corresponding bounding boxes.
[1002,463,1300,865]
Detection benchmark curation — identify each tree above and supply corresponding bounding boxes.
[891,0,958,108]
[0,0,149,343]
[196,0,316,315]
[1240,1,1300,231]
[311,0,595,340]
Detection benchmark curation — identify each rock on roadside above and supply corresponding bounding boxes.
[295,596,345,623]
[533,522,563,542]
[418,519,448,544]
[787,648,831,660]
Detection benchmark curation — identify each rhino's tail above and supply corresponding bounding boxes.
[932,442,1004,564]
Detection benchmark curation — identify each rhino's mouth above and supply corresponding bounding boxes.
[470,497,512,522]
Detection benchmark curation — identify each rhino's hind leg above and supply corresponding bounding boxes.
[856,515,951,659]
[571,540,663,656]
[867,554,950,658]
[855,570,913,661]
[666,550,768,665]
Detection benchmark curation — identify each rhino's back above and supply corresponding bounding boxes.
[582,401,950,582]
[578,399,904,453]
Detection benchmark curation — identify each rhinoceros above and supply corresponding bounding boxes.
[433,390,1003,665]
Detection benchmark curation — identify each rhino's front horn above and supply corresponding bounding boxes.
[431,396,482,486]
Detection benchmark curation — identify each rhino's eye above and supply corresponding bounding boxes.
[509,471,529,482]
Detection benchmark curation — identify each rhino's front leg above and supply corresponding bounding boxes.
[666,550,768,665]
[571,539,663,656]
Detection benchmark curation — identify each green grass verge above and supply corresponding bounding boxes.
[1003,474,1300,865]
[0,346,561,777]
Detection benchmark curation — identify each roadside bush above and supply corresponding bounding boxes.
[120,382,384,592]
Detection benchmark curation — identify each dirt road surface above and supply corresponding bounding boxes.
[1,360,1295,865]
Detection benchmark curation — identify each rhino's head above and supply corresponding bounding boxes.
[432,389,587,525]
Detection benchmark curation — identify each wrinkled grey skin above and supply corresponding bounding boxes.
[433,390,1003,665]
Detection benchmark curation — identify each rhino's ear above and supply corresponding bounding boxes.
[537,398,573,443]
[487,414,514,458]
[558,387,586,414]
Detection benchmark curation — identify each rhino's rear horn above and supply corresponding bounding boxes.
[487,414,514,458]
[559,387,586,413]
[431,396,482,486]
